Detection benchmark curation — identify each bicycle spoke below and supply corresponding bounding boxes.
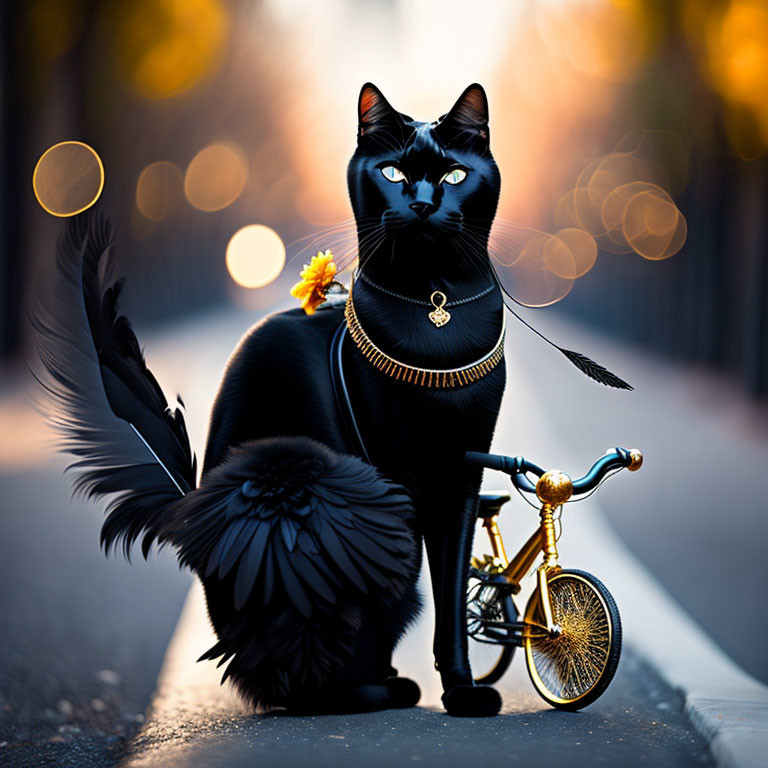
[527,575,612,702]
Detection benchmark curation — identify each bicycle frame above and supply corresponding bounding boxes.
[470,449,643,643]
[471,495,565,641]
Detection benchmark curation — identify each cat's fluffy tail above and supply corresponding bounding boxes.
[33,214,420,709]
[31,212,198,558]
[167,436,420,710]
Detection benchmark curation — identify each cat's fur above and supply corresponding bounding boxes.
[201,84,505,715]
[33,84,506,717]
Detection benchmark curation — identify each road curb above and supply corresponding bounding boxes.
[570,498,768,768]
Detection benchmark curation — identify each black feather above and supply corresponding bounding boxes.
[558,347,634,390]
[31,212,197,558]
[491,271,634,390]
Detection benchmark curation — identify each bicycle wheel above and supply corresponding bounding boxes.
[523,569,621,710]
[467,565,518,685]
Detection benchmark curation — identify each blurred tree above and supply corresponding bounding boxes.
[557,0,768,397]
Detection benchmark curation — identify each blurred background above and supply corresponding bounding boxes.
[2,0,766,386]
[1,0,767,760]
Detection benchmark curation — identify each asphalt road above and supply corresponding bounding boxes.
[125,652,712,768]
[3,300,758,765]
[110,573,712,768]
[0,458,191,767]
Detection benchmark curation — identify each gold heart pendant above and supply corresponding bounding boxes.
[428,291,451,328]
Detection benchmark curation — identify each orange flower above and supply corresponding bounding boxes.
[290,249,337,315]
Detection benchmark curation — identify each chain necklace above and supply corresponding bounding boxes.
[344,283,506,388]
[356,270,495,328]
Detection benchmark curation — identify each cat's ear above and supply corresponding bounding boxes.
[435,84,489,150]
[358,83,403,141]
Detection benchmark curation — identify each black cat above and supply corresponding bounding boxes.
[33,83,508,717]
[202,83,506,715]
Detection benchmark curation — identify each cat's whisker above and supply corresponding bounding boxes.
[455,246,490,281]
[286,218,356,245]
[464,219,541,236]
[356,225,386,253]
[287,220,382,266]
[355,231,388,274]
[357,228,386,260]
[286,216,378,249]
[287,224,360,265]
[460,221,542,262]
[454,232,496,280]
[336,226,386,273]
[285,220,357,252]
[346,237,384,275]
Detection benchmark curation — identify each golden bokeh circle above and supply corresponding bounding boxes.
[136,161,184,222]
[488,222,541,268]
[573,186,608,236]
[587,153,655,206]
[542,234,577,279]
[226,224,286,289]
[554,188,579,230]
[508,233,575,307]
[545,228,597,279]
[571,156,611,236]
[33,141,104,217]
[114,0,228,100]
[622,191,687,261]
[185,143,248,212]
[601,181,669,252]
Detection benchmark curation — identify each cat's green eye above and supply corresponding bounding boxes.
[443,168,468,185]
[381,166,406,183]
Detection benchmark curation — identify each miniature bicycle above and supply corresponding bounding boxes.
[464,447,643,710]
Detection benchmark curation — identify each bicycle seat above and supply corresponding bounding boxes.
[477,491,512,519]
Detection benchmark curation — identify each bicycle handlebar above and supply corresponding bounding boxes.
[466,447,642,498]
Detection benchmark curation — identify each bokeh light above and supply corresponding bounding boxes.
[115,0,228,100]
[682,0,768,157]
[622,191,687,261]
[136,161,184,222]
[33,141,104,217]
[185,143,248,212]
[546,228,598,279]
[573,152,657,237]
[601,181,668,252]
[706,0,768,149]
[225,224,286,289]
[552,141,687,263]
[496,233,575,307]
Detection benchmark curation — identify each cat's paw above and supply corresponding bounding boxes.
[385,676,421,708]
[442,685,501,717]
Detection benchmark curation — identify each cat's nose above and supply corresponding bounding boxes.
[409,201,437,219]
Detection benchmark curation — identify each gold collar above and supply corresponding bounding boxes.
[343,286,505,388]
